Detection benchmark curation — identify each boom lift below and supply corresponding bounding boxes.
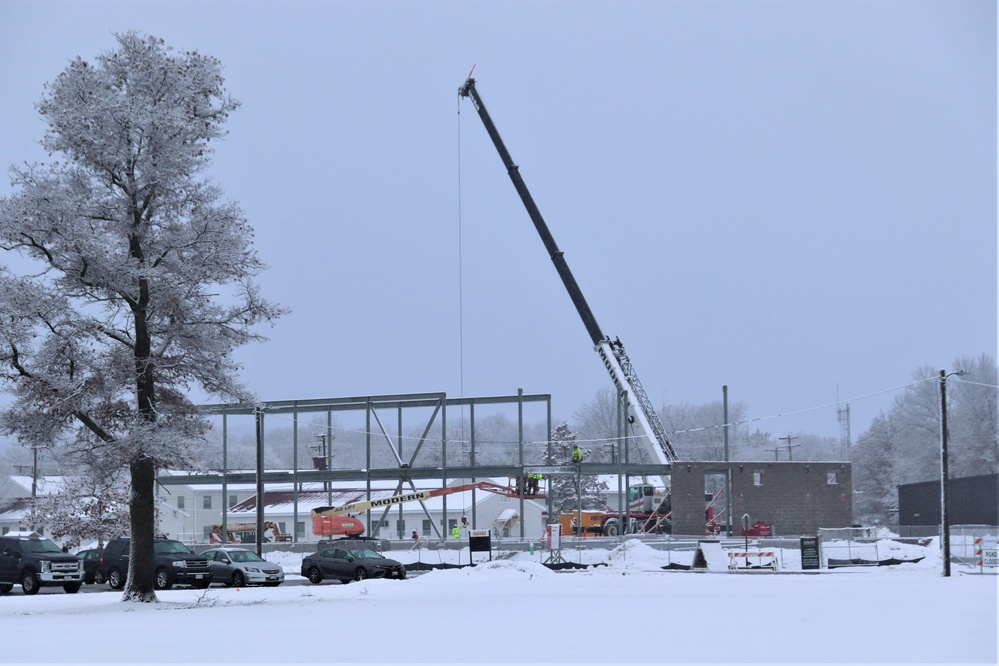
[458,74,679,472]
[312,480,543,538]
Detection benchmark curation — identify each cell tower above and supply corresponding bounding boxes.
[837,387,851,459]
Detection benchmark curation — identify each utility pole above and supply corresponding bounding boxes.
[778,435,799,462]
[723,385,731,537]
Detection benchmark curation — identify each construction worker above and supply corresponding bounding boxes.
[572,444,583,463]
[451,524,461,539]
[527,473,541,494]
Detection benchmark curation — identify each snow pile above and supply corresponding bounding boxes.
[600,537,675,572]
[424,558,557,581]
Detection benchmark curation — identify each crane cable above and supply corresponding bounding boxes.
[457,90,467,515]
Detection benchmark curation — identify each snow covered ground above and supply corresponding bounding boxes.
[1,539,995,665]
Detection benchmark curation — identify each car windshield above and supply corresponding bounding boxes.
[19,539,63,554]
[153,540,194,555]
[348,549,384,560]
[227,550,264,563]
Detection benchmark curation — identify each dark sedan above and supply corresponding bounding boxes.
[76,548,104,585]
[301,546,406,584]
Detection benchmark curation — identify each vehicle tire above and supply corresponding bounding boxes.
[21,570,39,596]
[353,567,368,582]
[231,571,245,588]
[306,566,322,584]
[0,583,13,594]
[63,582,82,594]
[603,520,620,537]
[107,568,125,590]
[154,568,173,590]
[94,570,106,585]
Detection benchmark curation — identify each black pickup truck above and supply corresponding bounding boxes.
[0,533,85,595]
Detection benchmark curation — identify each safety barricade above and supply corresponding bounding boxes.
[727,551,778,571]
[975,536,999,573]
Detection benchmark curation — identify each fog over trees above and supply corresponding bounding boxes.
[851,354,998,525]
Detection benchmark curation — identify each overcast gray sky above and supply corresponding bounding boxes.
[1,1,995,442]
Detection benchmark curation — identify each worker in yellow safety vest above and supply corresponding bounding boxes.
[527,473,542,495]
[572,445,583,463]
[451,524,461,539]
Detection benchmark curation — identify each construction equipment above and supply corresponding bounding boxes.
[312,480,538,518]
[312,480,541,539]
[459,73,696,536]
[458,73,678,473]
[210,521,292,544]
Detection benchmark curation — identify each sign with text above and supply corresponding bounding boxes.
[800,536,821,570]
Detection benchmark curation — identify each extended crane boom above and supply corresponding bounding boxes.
[459,76,678,465]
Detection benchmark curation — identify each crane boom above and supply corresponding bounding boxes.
[459,76,678,465]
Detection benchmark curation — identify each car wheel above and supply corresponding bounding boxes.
[94,569,106,585]
[154,568,172,590]
[63,582,82,594]
[21,571,39,595]
[353,567,368,582]
[306,566,322,584]
[107,568,124,590]
[0,583,13,594]
[231,571,245,588]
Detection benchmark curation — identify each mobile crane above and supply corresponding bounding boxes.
[458,73,679,475]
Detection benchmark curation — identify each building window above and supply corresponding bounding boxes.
[753,471,763,487]
[827,472,838,485]
[422,519,432,536]
[379,520,389,528]
[203,495,212,510]
[202,525,212,541]
[177,496,185,510]
[396,519,406,537]
[499,495,511,503]
[228,495,238,508]
[296,522,306,539]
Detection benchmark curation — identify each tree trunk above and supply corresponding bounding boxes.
[122,454,156,601]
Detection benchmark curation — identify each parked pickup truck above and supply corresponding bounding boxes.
[0,532,84,595]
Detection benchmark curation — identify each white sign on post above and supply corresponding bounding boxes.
[547,523,562,550]
[982,548,999,568]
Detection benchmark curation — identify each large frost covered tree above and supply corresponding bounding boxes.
[0,33,283,601]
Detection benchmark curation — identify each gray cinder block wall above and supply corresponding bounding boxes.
[670,461,852,537]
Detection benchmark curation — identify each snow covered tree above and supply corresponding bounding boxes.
[27,468,133,549]
[543,421,608,515]
[850,354,998,525]
[0,33,283,601]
